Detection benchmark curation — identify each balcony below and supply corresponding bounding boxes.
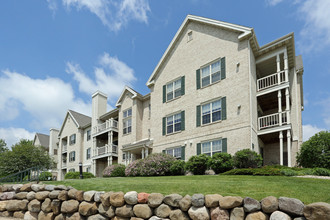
[62,161,67,169]
[93,119,118,136]
[62,145,67,153]
[257,71,286,92]
[258,111,288,130]
[93,144,118,158]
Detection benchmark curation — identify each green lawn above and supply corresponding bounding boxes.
[47,175,330,204]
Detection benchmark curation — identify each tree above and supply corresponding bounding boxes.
[296,131,330,169]
[0,139,8,153]
[0,139,54,177]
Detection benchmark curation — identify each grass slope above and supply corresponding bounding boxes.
[47,175,330,204]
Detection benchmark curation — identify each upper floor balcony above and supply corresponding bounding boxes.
[62,144,67,154]
[93,144,118,158]
[257,71,286,92]
[92,119,118,136]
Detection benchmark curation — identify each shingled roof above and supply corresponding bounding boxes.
[68,110,91,128]
[34,133,50,148]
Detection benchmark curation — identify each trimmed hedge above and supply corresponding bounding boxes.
[233,149,263,168]
[207,152,233,174]
[64,172,95,179]
[170,160,185,175]
[185,154,209,175]
[103,164,126,177]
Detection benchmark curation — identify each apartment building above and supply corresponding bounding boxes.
[54,15,303,179]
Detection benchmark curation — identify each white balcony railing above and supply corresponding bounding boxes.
[62,161,67,168]
[258,111,288,130]
[62,145,67,153]
[93,144,118,157]
[93,119,118,135]
[257,71,286,91]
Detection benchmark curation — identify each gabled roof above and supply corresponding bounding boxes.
[116,86,144,107]
[33,133,50,148]
[58,110,91,136]
[146,15,253,87]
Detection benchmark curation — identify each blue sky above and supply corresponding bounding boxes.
[0,0,329,147]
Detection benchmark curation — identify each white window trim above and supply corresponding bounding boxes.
[69,134,76,145]
[166,112,182,135]
[69,151,75,162]
[86,148,91,160]
[87,130,91,141]
[201,99,222,125]
[201,139,223,156]
[200,58,221,88]
[123,108,132,135]
[165,146,182,159]
[166,77,182,102]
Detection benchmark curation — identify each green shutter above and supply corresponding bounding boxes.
[221,97,226,120]
[162,150,166,154]
[181,76,185,96]
[221,57,226,80]
[197,143,201,155]
[196,105,201,127]
[196,69,201,89]
[181,111,185,131]
[163,85,166,103]
[181,146,185,160]
[222,138,227,153]
[162,117,166,136]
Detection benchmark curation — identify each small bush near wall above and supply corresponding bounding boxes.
[64,172,95,179]
[103,164,126,177]
[125,160,143,177]
[170,160,186,175]
[39,171,52,181]
[207,152,233,174]
[185,154,209,175]
[233,149,263,168]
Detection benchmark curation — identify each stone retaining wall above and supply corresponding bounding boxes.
[0,183,329,220]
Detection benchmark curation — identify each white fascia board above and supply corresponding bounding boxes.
[115,86,138,107]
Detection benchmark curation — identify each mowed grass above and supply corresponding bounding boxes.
[47,175,330,204]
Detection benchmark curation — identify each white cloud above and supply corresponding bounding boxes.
[47,0,58,12]
[0,70,91,130]
[302,124,324,141]
[0,127,35,148]
[266,0,284,6]
[66,52,136,102]
[62,0,150,31]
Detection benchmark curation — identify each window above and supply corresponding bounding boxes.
[163,111,185,135]
[197,97,226,127]
[86,148,91,160]
[196,57,225,89]
[123,108,132,135]
[197,138,227,156]
[69,134,76,145]
[202,99,222,125]
[163,76,185,103]
[122,153,126,161]
[86,166,91,173]
[69,151,75,162]
[69,168,75,172]
[166,147,181,159]
[54,149,58,155]
[87,130,91,141]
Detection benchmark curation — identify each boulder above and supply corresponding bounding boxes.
[13,211,25,219]
[230,207,245,220]
[261,196,278,213]
[26,192,36,201]
[79,201,98,216]
[83,191,97,202]
[12,184,23,192]
[133,204,153,219]
[16,192,28,200]
[49,190,60,199]
[124,191,138,205]
[0,211,13,217]
[75,190,84,202]
[210,207,230,220]
[303,202,330,220]
[0,201,8,211]
[279,197,304,216]
[35,191,50,201]
[54,185,68,191]
[110,192,125,207]
[219,196,243,209]
[191,194,205,207]
[137,192,149,204]
[155,204,171,218]
[179,194,192,211]
[41,198,52,213]
[170,209,190,220]
[148,193,164,208]
[31,184,44,192]
[61,200,79,213]
[100,192,112,206]
[94,191,104,202]
[66,212,82,220]
[115,204,134,218]
[246,211,268,220]
[205,194,222,208]
[24,211,38,220]
[58,191,68,201]
[51,199,61,215]
[163,194,182,208]
[188,206,210,220]
[38,211,54,220]
[98,203,115,218]
[20,183,33,192]
[44,185,55,191]
[87,214,107,220]
[28,199,41,212]
[6,199,28,211]
[0,192,15,200]
[54,213,65,220]
[68,189,78,199]
[270,211,291,220]
[244,197,261,212]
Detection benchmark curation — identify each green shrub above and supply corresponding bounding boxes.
[170,160,185,175]
[233,149,263,168]
[207,153,233,174]
[64,172,95,179]
[185,154,210,175]
[39,171,52,181]
[296,131,330,169]
[280,169,298,176]
[103,164,126,177]
[312,168,330,176]
[222,167,281,176]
